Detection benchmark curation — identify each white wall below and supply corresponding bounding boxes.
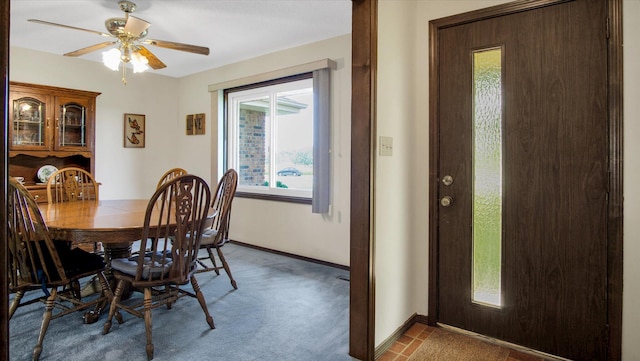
[375,0,425,346]
[375,2,640,360]
[9,33,352,267]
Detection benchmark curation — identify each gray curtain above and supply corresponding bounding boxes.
[312,68,330,213]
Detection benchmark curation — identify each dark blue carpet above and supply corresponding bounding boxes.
[9,243,354,361]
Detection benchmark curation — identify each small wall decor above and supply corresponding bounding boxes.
[186,113,206,135]
[124,113,145,148]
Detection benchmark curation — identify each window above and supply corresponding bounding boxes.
[225,69,331,213]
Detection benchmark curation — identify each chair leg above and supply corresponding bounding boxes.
[97,271,112,301]
[70,279,81,299]
[206,247,220,275]
[85,271,119,325]
[8,290,25,320]
[143,287,154,360]
[190,275,215,329]
[33,288,57,361]
[165,285,173,309]
[216,247,238,289]
[103,280,125,335]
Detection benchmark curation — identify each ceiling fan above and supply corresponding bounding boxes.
[28,0,210,83]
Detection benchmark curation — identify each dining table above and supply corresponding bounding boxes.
[39,199,150,260]
[39,199,216,254]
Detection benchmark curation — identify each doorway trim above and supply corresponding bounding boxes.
[1,1,9,360]
[427,0,623,359]
[350,0,377,360]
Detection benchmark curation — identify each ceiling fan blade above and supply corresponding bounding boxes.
[64,41,117,57]
[28,19,113,38]
[124,15,150,37]
[142,38,210,56]
[136,46,167,70]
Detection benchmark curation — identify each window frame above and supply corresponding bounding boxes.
[225,73,314,203]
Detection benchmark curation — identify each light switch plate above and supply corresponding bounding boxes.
[379,136,393,156]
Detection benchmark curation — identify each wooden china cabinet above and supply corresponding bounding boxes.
[8,82,101,203]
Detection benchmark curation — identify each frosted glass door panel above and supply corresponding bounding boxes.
[472,48,503,307]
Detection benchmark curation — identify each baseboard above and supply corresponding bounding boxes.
[229,240,350,271]
[374,313,429,360]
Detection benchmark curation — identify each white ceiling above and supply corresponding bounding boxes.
[10,0,352,78]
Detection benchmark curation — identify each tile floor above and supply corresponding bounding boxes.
[376,323,551,361]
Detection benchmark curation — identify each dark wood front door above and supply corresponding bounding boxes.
[433,0,609,359]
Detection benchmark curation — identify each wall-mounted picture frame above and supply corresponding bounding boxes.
[186,113,206,135]
[124,113,145,148]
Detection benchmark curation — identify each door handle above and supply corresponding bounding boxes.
[440,196,453,207]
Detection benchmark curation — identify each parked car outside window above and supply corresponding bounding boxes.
[277,167,302,176]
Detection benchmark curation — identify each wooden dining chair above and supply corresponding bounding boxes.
[102,174,213,361]
[195,169,239,289]
[129,167,187,255]
[46,167,101,253]
[46,167,99,203]
[155,167,187,189]
[7,177,110,361]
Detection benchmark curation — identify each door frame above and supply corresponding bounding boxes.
[427,0,623,359]
[0,0,8,359]
[350,0,377,360]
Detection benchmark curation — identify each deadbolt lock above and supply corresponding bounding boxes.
[442,175,454,186]
[440,196,453,207]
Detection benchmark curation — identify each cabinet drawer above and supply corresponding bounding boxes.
[28,188,48,203]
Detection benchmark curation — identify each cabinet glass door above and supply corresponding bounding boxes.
[58,102,86,148]
[12,97,46,149]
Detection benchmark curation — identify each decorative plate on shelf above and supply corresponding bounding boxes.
[37,165,58,183]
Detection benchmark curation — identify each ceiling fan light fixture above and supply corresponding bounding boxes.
[102,48,122,70]
[131,51,149,73]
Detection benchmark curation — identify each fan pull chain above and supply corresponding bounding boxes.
[121,63,127,85]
